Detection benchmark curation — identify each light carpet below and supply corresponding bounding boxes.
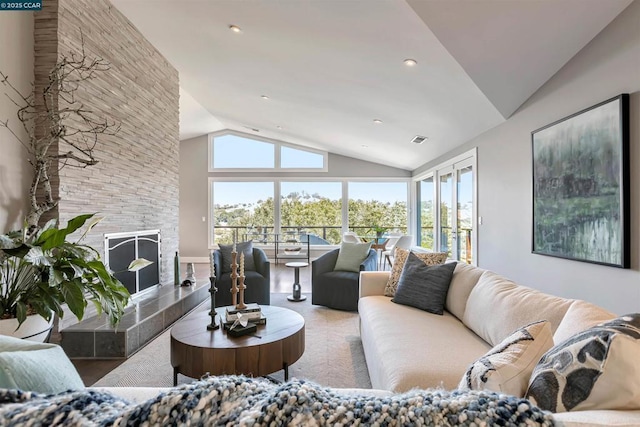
[93,293,372,389]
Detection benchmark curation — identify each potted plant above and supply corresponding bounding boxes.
[372,226,388,239]
[0,213,150,341]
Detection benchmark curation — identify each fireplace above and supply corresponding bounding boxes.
[104,230,161,295]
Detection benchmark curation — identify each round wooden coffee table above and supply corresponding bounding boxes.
[170,304,305,385]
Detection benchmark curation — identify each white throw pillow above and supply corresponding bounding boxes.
[458,320,553,397]
[526,313,640,413]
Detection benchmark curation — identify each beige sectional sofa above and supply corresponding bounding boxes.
[358,262,640,426]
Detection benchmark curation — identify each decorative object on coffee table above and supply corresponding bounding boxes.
[230,243,239,306]
[286,262,308,302]
[207,252,219,331]
[236,253,247,310]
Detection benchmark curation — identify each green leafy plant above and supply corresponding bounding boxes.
[0,214,151,328]
[372,225,388,235]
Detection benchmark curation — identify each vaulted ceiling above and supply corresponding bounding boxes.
[111,0,632,170]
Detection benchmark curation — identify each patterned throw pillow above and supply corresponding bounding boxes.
[384,248,447,296]
[526,313,640,413]
[458,320,553,397]
[219,241,255,274]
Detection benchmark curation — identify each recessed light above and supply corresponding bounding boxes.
[373,119,383,124]
[229,25,242,33]
[261,95,270,100]
[403,58,417,66]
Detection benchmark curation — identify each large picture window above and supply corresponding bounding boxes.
[210,179,409,246]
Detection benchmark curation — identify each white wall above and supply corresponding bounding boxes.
[0,13,33,232]
[179,133,411,258]
[414,1,640,314]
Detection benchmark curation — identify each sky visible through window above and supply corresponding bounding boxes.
[213,134,324,169]
[213,135,274,168]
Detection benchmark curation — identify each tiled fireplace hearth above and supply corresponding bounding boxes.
[60,283,209,358]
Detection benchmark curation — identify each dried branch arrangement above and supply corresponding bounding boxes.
[1,39,120,232]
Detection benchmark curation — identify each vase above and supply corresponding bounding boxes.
[0,314,54,342]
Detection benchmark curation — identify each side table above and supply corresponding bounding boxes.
[285,261,308,302]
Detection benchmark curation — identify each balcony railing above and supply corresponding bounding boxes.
[213,225,408,245]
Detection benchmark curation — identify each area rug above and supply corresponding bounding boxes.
[92,293,371,389]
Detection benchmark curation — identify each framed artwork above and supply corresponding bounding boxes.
[531,94,630,268]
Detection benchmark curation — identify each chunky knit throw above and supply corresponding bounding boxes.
[0,375,555,426]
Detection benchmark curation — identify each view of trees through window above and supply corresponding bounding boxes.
[211,181,408,245]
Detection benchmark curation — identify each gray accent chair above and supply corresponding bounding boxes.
[311,248,378,311]
[213,247,271,307]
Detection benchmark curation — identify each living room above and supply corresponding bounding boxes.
[0,0,639,425]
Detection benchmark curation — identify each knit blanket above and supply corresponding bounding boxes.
[0,375,555,426]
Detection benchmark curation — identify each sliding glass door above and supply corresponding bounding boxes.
[416,150,476,264]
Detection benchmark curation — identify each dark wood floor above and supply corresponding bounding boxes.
[72,262,314,385]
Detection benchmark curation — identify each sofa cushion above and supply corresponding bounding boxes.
[445,262,485,321]
[526,313,640,413]
[334,241,372,273]
[219,241,255,273]
[0,335,85,393]
[384,248,447,297]
[459,320,553,397]
[358,295,491,392]
[392,255,456,315]
[462,270,572,346]
[553,300,616,344]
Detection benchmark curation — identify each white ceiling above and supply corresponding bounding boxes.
[111,0,632,171]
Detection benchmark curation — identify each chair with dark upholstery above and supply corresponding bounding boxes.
[311,248,377,311]
[213,247,270,308]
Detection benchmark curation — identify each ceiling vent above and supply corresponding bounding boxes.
[411,135,428,144]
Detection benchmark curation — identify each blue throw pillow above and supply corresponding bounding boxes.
[334,241,372,273]
[219,241,255,274]
[0,335,85,393]
[392,253,456,315]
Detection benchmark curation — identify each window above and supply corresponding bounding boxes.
[212,134,275,169]
[348,182,408,236]
[281,146,324,169]
[281,182,342,244]
[414,148,477,264]
[211,181,274,244]
[418,176,435,249]
[210,132,327,171]
[210,179,410,246]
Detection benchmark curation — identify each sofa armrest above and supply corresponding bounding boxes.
[252,247,270,277]
[359,249,378,272]
[359,271,390,297]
